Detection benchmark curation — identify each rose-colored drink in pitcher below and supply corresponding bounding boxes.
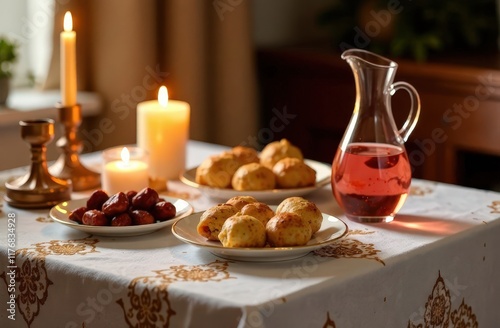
[334,49,420,222]
[332,142,412,221]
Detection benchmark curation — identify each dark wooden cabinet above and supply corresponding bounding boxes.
[257,46,500,190]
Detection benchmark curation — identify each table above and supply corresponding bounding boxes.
[1,141,499,327]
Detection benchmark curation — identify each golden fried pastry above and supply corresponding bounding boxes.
[195,153,240,188]
[197,203,239,241]
[273,157,316,188]
[266,212,312,247]
[260,139,303,169]
[218,214,267,248]
[225,195,259,211]
[223,146,260,166]
[276,196,302,213]
[276,197,323,234]
[240,202,275,227]
[231,163,276,191]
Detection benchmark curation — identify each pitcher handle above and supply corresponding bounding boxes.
[390,82,421,142]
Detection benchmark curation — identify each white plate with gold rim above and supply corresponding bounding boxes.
[50,196,194,237]
[179,159,331,203]
[171,210,348,262]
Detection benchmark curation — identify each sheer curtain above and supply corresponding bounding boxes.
[45,0,258,151]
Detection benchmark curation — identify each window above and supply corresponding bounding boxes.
[0,0,54,88]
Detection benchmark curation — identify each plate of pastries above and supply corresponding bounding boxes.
[50,187,194,237]
[172,195,348,261]
[180,139,331,202]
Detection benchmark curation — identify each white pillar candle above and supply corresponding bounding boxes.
[60,11,77,106]
[137,86,190,182]
[101,147,149,195]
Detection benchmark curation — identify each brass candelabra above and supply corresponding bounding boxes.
[5,119,72,208]
[49,103,100,191]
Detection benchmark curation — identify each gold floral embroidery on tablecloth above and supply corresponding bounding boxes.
[36,215,53,223]
[1,253,53,327]
[346,229,375,236]
[0,237,100,328]
[322,312,337,327]
[486,200,500,214]
[408,271,478,328]
[31,238,99,256]
[155,261,233,283]
[119,281,175,327]
[451,299,477,327]
[313,229,384,265]
[117,260,233,327]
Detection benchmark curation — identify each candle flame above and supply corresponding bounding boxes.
[64,11,73,32]
[158,86,168,107]
[121,147,130,164]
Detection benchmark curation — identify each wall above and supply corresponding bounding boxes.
[251,0,331,47]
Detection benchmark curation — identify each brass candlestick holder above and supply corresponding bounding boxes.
[5,119,72,208]
[49,103,100,191]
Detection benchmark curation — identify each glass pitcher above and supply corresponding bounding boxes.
[331,49,420,223]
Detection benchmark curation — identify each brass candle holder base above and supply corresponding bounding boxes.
[5,119,71,209]
[49,103,100,191]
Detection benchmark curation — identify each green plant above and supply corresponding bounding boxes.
[317,0,499,62]
[0,37,18,78]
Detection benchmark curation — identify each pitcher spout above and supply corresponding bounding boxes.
[341,49,397,69]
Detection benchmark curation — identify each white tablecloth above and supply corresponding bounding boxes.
[1,141,499,327]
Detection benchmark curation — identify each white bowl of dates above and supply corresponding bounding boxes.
[50,187,194,237]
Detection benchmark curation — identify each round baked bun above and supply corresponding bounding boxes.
[197,203,238,241]
[223,146,260,166]
[276,197,306,214]
[273,157,316,188]
[231,163,276,191]
[195,153,240,188]
[266,212,312,247]
[240,202,275,227]
[276,197,323,234]
[225,195,259,211]
[260,139,303,169]
[218,214,266,248]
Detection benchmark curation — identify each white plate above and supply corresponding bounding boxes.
[50,196,194,237]
[179,159,331,203]
[171,210,348,262]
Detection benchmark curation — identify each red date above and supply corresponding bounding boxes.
[82,210,109,226]
[76,188,173,227]
[132,187,159,210]
[126,190,138,204]
[69,206,87,224]
[87,190,109,210]
[111,213,133,226]
[102,192,129,217]
[130,210,155,225]
[151,201,176,221]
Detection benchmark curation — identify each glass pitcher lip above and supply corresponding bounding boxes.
[341,49,397,69]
